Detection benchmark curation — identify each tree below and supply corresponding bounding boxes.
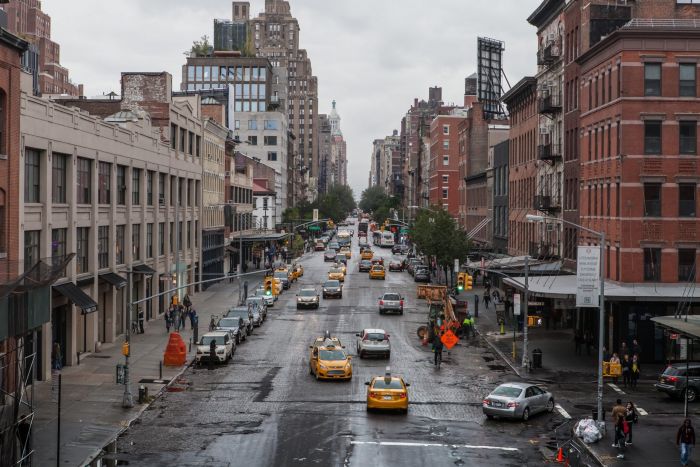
[189,35,212,57]
[359,186,389,214]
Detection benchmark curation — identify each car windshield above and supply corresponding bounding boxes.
[372,379,404,390]
[274,272,287,279]
[324,281,340,288]
[372,266,383,271]
[367,333,386,341]
[319,349,346,360]
[383,294,400,300]
[329,268,341,274]
[491,386,523,398]
[227,313,247,321]
[361,260,371,265]
[218,318,240,328]
[200,336,224,345]
[299,289,317,297]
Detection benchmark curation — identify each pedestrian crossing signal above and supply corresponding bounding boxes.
[264,276,273,296]
[466,274,473,290]
[456,273,465,291]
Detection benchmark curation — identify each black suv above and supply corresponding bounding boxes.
[655,362,700,402]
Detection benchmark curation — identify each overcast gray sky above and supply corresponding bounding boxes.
[45,0,541,199]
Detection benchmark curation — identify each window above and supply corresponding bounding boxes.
[187,221,191,249]
[132,224,141,261]
[643,248,661,281]
[158,222,165,256]
[643,183,661,217]
[442,188,448,199]
[24,148,41,203]
[679,249,696,282]
[76,227,89,274]
[51,228,66,259]
[188,131,194,155]
[24,230,40,269]
[179,128,186,152]
[132,168,141,205]
[264,120,279,130]
[116,225,125,264]
[158,173,166,205]
[443,155,449,166]
[680,121,697,155]
[248,120,257,130]
[52,153,67,203]
[77,157,92,204]
[679,183,696,217]
[680,63,697,97]
[147,170,154,205]
[146,223,153,258]
[234,120,240,130]
[116,165,126,205]
[442,175,449,184]
[170,124,177,149]
[264,136,278,146]
[248,135,258,146]
[98,225,108,269]
[98,162,111,204]
[644,120,662,154]
[267,151,278,161]
[644,63,661,96]
[443,140,449,150]
[442,125,450,135]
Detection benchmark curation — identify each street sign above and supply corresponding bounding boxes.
[313,209,319,222]
[308,226,321,231]
[400,227,408,234]
[441,330,459,350]
[576,246,600,308]
[513,293,521,316]
[670,333,679,340]
[454,259,460,273]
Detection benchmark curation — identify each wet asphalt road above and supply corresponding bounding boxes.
[116,237,568,466]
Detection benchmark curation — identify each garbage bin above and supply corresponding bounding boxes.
[532,348,543,369]
[138,385,148,404]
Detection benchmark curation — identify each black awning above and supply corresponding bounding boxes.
[53,282,98,314]
[133,264,156,276]
[99,272,127,289]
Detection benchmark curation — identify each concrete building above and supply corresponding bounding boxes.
[250,0,320,198]
[22,72,203,379]
[502,77,539,258]
[329,100,348,187]
[0,0,80,96]
[228,152,254,274]
[429,111,468,217]
[368,132,399,195]
[318,114,332,194]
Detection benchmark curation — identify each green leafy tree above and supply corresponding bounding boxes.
[189,35,212,57]
[359,186,389,214]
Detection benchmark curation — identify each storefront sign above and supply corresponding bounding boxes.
[576,246,600,308]
[670,333,679,340]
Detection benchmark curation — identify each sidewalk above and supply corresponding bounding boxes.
[32,270,265,466]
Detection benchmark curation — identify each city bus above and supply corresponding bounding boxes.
[372,230,395,248]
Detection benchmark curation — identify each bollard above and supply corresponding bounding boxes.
[188,338,192,353]
[77,352,80,366]
[500,322,505,335]
[159,360,163,380]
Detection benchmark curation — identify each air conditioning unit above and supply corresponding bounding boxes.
[540,126,550,134]
[546,223,556,232]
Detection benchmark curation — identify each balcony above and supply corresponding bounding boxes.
[529,241,557,260]
[537,143,562,162]
[537,42,561,66]
[533,194,561,213]
[538,92,562,114]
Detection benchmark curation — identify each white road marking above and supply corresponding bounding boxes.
[555,403,572,419]
[637,407,648,416]
[608,383,626,395]
[350,441,518,451]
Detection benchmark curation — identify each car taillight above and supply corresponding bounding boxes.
[363,335,369,341]
[385,335,390,340]
[482,399,490,405]
[398,392,406,399]
[667,376,679,383]
[370,392,379,398]
[379,300,384,305]
[506,401,519,408]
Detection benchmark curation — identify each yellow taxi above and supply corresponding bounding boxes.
[294,263,304,277]
[340,246,352,259]
[369,264,386,280]
[361,249,374,261]
[365,369,409,413]
[334,261,347,275]
[328,266,345,282]
[309,339,352,381]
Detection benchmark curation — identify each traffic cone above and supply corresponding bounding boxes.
[555,447,564,463]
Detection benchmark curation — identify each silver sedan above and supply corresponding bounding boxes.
[482,382,554,421]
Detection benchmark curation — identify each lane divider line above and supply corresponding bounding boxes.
[350,441,518,451]
[608,383,626,395]
[555,403,572,419]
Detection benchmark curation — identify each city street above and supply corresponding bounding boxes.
[115,238,568,466]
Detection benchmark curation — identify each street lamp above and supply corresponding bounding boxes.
[526,213,606,431]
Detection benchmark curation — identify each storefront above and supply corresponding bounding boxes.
[51,281,98,366]
[652,316,700,365]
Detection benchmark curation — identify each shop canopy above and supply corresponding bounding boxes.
[99,272,127,289]
[652,316,700,340]
[53,282,97,314]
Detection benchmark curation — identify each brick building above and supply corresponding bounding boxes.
[429,112,466,217]
[502,77,539,258]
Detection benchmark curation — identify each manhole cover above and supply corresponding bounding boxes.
[139,379,171,384]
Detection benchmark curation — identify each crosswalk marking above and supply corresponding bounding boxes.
[637,407,648,416]
[608,383,626,395]
[555,403,572,419]
[350,441,518,451]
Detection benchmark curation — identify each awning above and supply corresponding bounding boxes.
[133,264,156,276]
[652,316,700,339]
[99,272,127,289]
[53,282,98,314]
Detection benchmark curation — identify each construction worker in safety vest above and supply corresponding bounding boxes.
[463,313,475,339]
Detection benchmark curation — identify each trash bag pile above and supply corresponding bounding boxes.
[574,418,603,444]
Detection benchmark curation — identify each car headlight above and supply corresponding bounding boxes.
[319,364,328,370]
[323,289,328,292]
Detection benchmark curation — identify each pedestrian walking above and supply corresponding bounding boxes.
[461,314,471,339]
[621,354,632,388]
[613,413,627,459]
[179,306,187,330]
[137,307,145,334]
[632,339,642,358]
[624,401,639,445]
[631,355,641,389]
[574,331,583,356]
[209,338,217,370]
[678,418,696,466]
[483,291,491,309]
[189,308,198,329]
[610,352,621,384]
[51,341,62,370]
[183,293,192,310]
[433,333,444,368]
[165,311,171,333]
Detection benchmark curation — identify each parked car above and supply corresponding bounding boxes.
[246,296,268,321]
[388,259,404,272]
[253,287,275,306]
[482,382,554,421]
[407,259,425,275]
[356,329,391,359]
[196,331,234,365]
[414,267,430,283]
[359,259,372,272]
[322,280,343,299]
[226,307,254,336]
[655,362,700,402]
[297,287,320,309]
[315,240,326,251]
[379,292,404,315]
[392,244,409,255]
[216,316,245,344]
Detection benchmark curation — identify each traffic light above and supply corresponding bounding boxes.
[456,273,465,291]
[264,276,273,296]
[466,274,473,290]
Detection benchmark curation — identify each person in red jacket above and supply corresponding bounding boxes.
[677,418,696,466]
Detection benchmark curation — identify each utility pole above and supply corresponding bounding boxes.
[122,269,134,408]
[175,177,181,302]
[522,256,529,370]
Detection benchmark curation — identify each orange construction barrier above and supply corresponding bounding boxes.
[556,447,564,463]
[163,332,187,366]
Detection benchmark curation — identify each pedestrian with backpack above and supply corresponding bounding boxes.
[678,418,696,466]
